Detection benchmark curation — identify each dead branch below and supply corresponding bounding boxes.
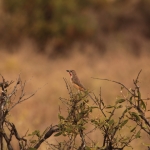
[34,125,59,149]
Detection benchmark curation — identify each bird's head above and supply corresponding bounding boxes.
[66,70,76,77]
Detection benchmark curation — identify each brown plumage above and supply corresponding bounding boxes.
[66,70,86,91]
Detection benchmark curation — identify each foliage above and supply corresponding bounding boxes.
[1,0,150,52]
[0,70,150,149]
[0,74,59,150]
[2,0,97,49]
[50,76,144,150]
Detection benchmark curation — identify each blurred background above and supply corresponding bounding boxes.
[1,0,150,149]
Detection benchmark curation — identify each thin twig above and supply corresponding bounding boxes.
[91,77,133,95]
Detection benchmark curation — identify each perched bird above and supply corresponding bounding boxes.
[66,70,95,101]
[66,70,86,91]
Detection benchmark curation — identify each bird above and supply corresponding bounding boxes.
[66,70,86,92]
[66,70,95,101]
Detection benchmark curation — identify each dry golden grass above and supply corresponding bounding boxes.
[1,42,150,149]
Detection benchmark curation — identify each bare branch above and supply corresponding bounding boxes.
[91,77,133,95]
[34,125,59,149]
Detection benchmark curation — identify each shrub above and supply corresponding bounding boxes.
[0,70,150,150]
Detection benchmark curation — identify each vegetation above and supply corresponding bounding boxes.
[1,0,150,53]
[0,70,150,150]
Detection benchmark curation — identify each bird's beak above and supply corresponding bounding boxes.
[66,70,72,76]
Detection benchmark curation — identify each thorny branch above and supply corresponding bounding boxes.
[91,77,133,95]
[0,75,47,150]
[92,70,150,149]
[1,70,150,150]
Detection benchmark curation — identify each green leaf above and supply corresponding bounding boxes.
[66,127,71,133]
[31,130,40,137]
[142,143,150,147]
[123,106,132,114]
[130,127,136,132]
[140,99,146,111]
[120,119,128,128]
[129,96,133,102]
[116,99,125,104]
[85,146,91,150]
[58,114,65,120]
[108,119,114,125]
[54,132,62,137]
[28,134,32,136]
[130,112,140,121]
[78,125,85,131]
[105,105,114,109]
[30,140,37,143]
[135,131,141,138]
[117,105,123,109]
[120,137,129,142]
[91,106,98,109]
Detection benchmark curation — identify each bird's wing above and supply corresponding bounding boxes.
[72,76,86,90]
